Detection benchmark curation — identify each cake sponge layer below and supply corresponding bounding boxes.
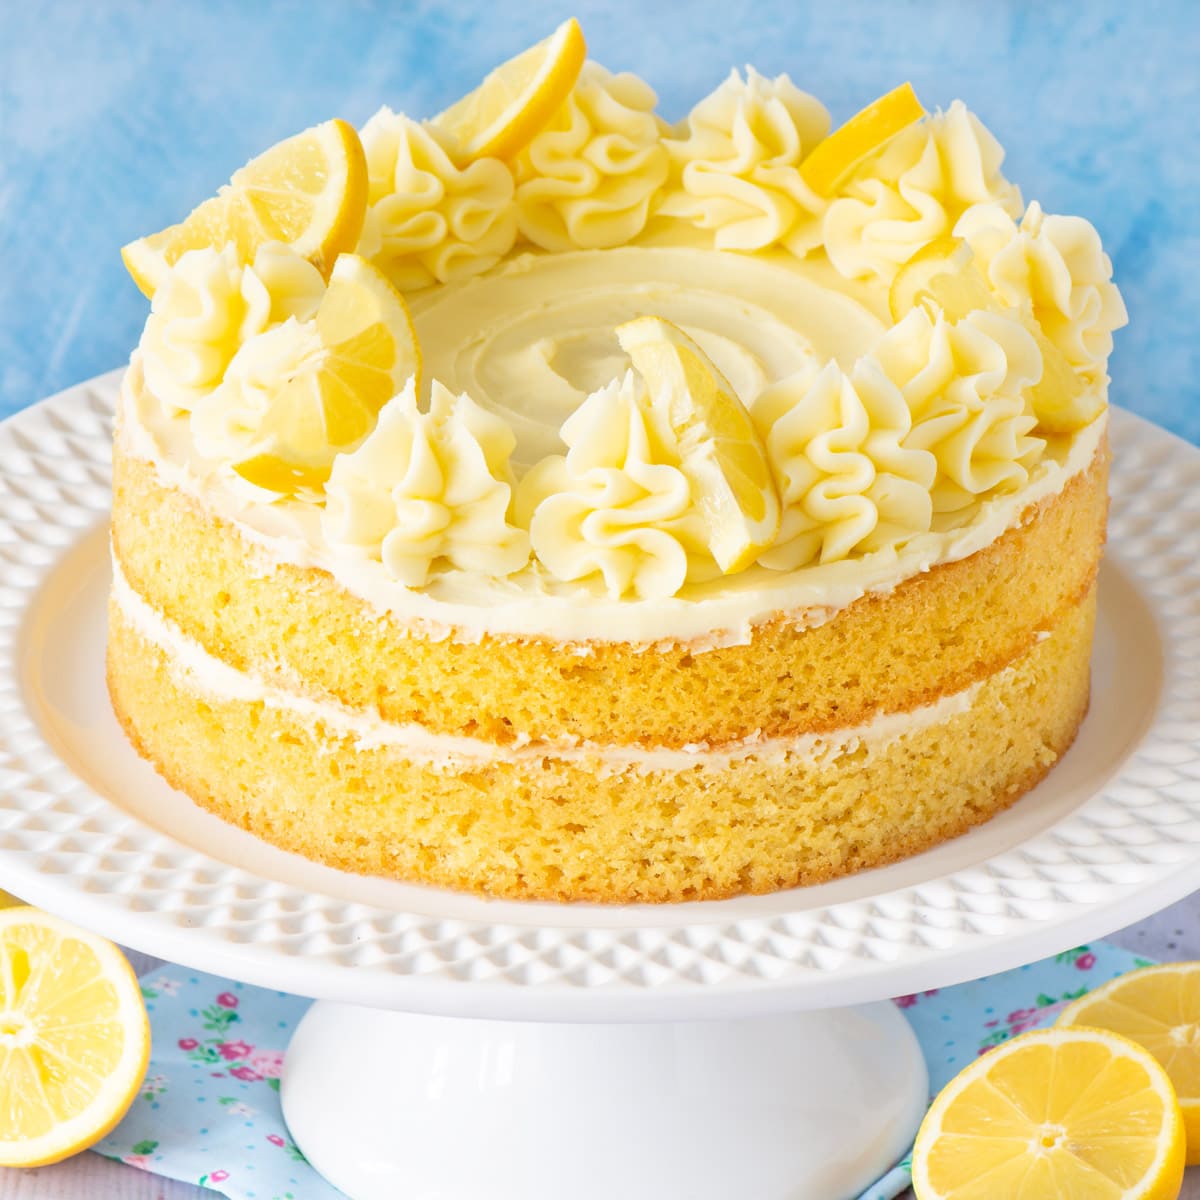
[111,438,1107,749]
[107,584,1095,904]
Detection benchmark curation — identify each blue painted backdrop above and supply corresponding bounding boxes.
[2,1,1197,443]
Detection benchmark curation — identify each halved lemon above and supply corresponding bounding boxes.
[433,17,587,162]
[617,316,780,573]
[1058,962,1200,1165]
[799,81,926,197]
[0,890,20,909]
[912,1026,1186,1200]
[232,253,421,494]
[122,118,368,298]
[0,908,151,1168]
[889,236,1105,434]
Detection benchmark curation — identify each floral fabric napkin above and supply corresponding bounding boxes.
[95,940,1153,1200]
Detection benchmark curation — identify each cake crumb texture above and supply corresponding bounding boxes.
[107,586,1095,904]
[110,439,1107,749]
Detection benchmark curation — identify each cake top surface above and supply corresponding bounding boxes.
[120,18,1124,643]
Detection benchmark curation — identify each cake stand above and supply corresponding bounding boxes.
[1,375,1199,1200]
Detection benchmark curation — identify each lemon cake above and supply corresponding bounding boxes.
[107,22,1125,902]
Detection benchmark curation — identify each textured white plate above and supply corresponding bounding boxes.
[0,371,1198,1021]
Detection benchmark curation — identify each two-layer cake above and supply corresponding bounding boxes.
[108,22,1124,901]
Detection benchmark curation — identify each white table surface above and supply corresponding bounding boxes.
[1,892,1197,1200]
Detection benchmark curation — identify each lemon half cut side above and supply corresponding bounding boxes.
[0,908,151,1168]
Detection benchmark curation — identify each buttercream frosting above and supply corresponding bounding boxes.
[872,306,1045,514]
[140,244,325,413]
[358,106,518,289]
[515,371,708,600]
[189,317,325,465]
[408,245,883,468]
[121,358,1106,646]
[515,62,669,252]
[752,358,936,569]
[823,101,1023,284]
[119,70,1120,647]
[659,68,830,254]
[954,200,1128,392]
[323,379,529,586]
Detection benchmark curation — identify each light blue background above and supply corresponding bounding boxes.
[2,1,1197,443]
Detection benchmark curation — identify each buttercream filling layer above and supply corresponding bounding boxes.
[111,553,996,774]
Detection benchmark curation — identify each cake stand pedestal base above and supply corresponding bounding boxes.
[280,1000,927,1200]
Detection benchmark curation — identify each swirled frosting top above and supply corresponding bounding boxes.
[122,55,1123,645]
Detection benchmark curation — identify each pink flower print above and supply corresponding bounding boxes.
[210,1170,230,1183]
[1076,952,1097,971]
[894,994,918,1009]
[124,1155,150,1169]
[217,1039,254,1061]
[230,1065,262,1082]
[178,1038,199,1051]
[217,992,239,1008]
[267,1134,286,1147]
[248,1049,285,1080]
[1007,1010,1045,1035]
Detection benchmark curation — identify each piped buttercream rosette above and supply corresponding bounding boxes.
[323,379,529,587]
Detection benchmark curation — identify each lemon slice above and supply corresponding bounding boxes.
[1057,963,1200,1165]
[617,316,780,573]
[433,17,587,162]
[233,253,421,493]
[122,118,368,298]
[889,236,1104,434]
[0,908,150,1168]
[0,890,20,909]
[911,1026,1186,1200]
[800,81,926,197]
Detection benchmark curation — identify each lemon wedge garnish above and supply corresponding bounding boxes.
[889,235,1105,435]
[433,17,587,162]
[800,81,926,197]
[617,316,780,573]
[233,253,421,494]
[912,1026,1186,1200]
[1058,962,1200,1165]
[0,908,151,1168]
[122,118,368,298]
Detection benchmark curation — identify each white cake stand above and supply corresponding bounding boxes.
[1,375,1199,1200]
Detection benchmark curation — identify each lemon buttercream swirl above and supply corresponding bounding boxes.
[824,100,1023,284]
[954,200,1128,392]
[872,307,1046,514]
[752,358,937,569]
[514,62,670,252]
[140,244,325,414]
[189,317,324,465]
[359,107,518,290]
[515,371,710,600]
[322,379,529,587]
[659,68,830,254]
